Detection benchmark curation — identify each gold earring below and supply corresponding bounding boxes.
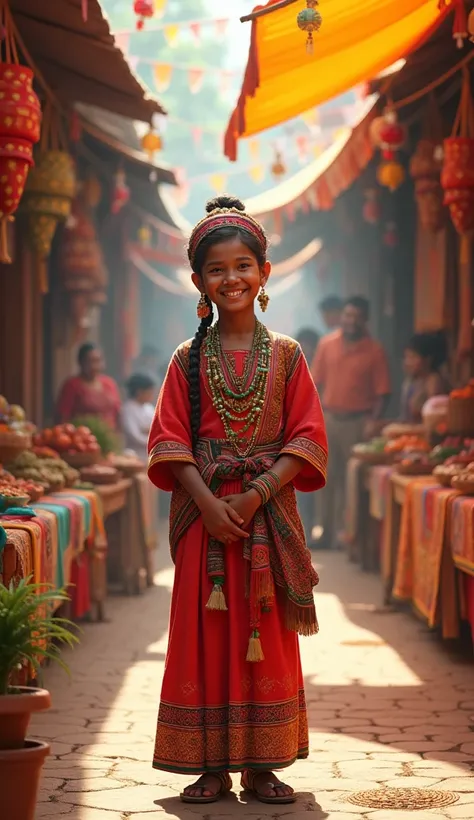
[197,293,211,319]
[258,286,269,313]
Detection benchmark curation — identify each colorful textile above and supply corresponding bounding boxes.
[224,0,448,159]
[0,529,34,587]
[451,496,474,576]
[369,466,394,521]
[33,504,70,588]
[188,208,267,266]
[148,332,327,774]
[393,480,453,626]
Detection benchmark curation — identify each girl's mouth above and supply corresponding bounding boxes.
[221,289,248,300]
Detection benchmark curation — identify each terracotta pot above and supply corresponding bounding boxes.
[0,739,50,820]
[0,687,51,750]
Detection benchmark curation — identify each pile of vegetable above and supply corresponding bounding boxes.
[34,423,100,456]
[6,451,78,492]
[0,396,34,434]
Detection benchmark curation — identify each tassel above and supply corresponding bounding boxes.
[206,580,227,611]
[246,630,264,662]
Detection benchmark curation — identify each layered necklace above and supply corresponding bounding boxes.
[204,320,272,456]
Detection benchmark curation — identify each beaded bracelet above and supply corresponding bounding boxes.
[248,470,281,505]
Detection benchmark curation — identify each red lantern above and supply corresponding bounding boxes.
[111,169,130,214]
[370,110,406,159]
[441,137,474,234]
[410,140,445,233]
[362,188,380,225]
[133,0,154,30]
[0,64,41,261]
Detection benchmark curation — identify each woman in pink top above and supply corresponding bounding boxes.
[56,343,121,430]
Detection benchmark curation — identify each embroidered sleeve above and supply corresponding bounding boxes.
[147,343,197,492]
[281,342,328,492]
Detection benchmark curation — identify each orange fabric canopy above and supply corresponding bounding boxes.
[224,0,449,160]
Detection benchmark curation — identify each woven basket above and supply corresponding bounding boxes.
[80,468,121,486]
[451,475,474,495]
[352,450,393,466]
[396,462,433,476]
[62,451,101,468]
[0,431,32,464]
[434,471,455,488]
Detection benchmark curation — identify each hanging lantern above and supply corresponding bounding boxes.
[410,140,445,233]
[133,0,154,30]
[441,137,474,234]
[141,128,162,160]
[370,110,406,159]
[468,8,474,42]
[271,150,287,179]
[111,169,130,215]
[138,224,151,246]
[452,0,468,48]
[297,1,322,55]
[60,198,105,295]
[383,221,399,248]
[22,150,76,292]
[0,64,41,263]
[82,174,102,209]
[362,188,381,225]
[377,160,405,192]
[441,69,474,235]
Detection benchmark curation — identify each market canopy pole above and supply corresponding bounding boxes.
[224,0,452,161]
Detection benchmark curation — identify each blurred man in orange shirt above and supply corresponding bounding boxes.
[311,296,391,550]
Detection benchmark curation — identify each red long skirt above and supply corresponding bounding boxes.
[153,483,310,775]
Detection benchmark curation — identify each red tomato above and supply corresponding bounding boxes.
[33,433,42,447]
[62,423,76,436]
[42,428,53,444]
[75,441,87,452]
[87,442,100,453]
[75,426,91,437]
[54,433,72,451]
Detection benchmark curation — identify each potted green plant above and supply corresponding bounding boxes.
[0,575,79,820]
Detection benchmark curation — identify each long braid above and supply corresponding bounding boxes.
[189,295,213,451]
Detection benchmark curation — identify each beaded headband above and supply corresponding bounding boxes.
[187,207,267,268]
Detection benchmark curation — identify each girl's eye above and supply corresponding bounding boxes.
[239,263,250,270]
[209,267,222,274]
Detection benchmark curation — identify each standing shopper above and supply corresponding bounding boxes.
[148,196,327,805]
[311,297,390,550]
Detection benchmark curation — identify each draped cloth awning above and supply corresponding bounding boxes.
[224,0,449,160]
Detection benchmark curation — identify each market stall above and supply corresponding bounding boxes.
[0,398,157,621]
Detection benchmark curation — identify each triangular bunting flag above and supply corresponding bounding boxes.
[218,70,232,96]
[189,22,201,41]
[249,165,265,184]
[209,173,227,194]
[191,126,203,146]
[154,0,168,18]
[188,67,205,94]
[153,63,173,92]
[215,19,229,38]
[163,24,179,46]
[248,138,260,160]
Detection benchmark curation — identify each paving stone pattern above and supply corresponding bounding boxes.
[32,549,474,819]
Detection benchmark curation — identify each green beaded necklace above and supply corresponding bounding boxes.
[204,320,271,457]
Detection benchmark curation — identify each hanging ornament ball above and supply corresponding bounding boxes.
[377,160,405,192]
[271,151,287,179]
[141,128,162,159]
[133,0,154,30]
[297,1,322,55]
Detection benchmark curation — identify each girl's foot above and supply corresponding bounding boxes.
[241,769,296,804]
[180,772,232,804]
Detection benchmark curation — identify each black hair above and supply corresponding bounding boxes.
[187,194,268,451]
[406,331,447,372]
[319,295,343,313]
[344,295,370,321]
[296,328,320,349]
[78,342,97,367]
[126,372,156,399]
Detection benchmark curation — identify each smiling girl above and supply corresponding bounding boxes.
[147,196,327,805]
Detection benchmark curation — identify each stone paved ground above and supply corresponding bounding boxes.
[32,549,474,820]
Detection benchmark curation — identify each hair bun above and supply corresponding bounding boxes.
[205,195,245,213]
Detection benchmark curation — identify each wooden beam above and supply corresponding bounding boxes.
[240,0,299,24]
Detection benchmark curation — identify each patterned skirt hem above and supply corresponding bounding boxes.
[152,749,309,775]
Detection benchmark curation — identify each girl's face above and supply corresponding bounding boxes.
[404,348,428,377]
[192,236,270,316]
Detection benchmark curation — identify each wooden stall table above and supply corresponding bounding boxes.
[96,476,156,598]
[381,474,417,604]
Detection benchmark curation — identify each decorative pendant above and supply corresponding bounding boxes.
[297,0,322,56]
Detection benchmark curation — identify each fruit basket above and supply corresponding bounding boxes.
[62,451,101,469]
[80,465,120,485]
[396,461,433,476]
[0,492,30,513]
[352,449,394,466]
[451,474,474,496]
[109,455,144,476]
[0,431,32,464]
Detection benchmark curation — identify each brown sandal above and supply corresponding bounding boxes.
[241,769,296,804]
[180,771,232,804]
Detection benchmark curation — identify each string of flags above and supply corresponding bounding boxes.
[118,11,230,39]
